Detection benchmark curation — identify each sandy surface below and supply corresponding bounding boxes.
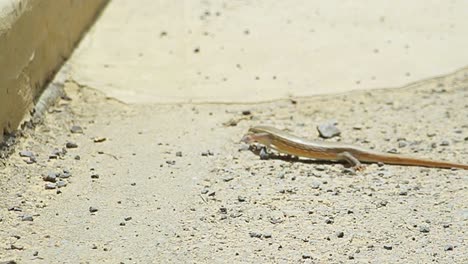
[0,68,467,263]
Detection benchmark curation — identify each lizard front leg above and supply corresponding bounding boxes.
[337,152,365,171]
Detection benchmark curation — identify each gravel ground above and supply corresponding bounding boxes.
[0,69,467,263]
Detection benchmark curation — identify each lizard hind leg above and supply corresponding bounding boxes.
[337,152,366,171]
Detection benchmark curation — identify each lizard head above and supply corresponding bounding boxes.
[241,126,274,145]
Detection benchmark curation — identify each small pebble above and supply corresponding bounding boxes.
[249,232,262,238]
[19,150,34,158]
[89,207,98,213]
[237,196,246,202]
[315,165,326,171]
[419,226,430,233]
[440,140,450,146]
[302,253,312,259]
[124,217,132,221]
[22,215,34,221]
[70,125,83,134]
[311,181,321,189]
[398,141,407,148]
[91,174,100,179]
[383,244,393,250]
[242,110,251,115]
[223,176,234,182]
[44,183,57,189]
[74,155,81,160]
[317,120,341,138]
[43,172,57,182]
[175,151,182,157]
[65,142,78,148]
[93,137,107,143]
[259,148,269,160]
[444,245,453,251]
[120,222,126,226]
[336,231,344,238]
[56,181,67,188]
[60,170,71,178]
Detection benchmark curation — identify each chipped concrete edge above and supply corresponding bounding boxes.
[0,0,109,143]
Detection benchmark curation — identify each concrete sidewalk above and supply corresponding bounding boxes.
[68,0,468,103]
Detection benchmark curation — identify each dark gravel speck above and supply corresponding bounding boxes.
[66,142,78,148]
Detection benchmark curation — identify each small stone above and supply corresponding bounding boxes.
[259,148,269,160]
[311,181,321,189]
[398,141,407,148]
[241,110,251,115]
[223,176,234,182]
[45,183,57,190]
[336,231,344,238]
[74,155,81,160]
[175,151,182,157]
[60,170,71,178]
[65,142,78,148]
[8,206,22,211]
[10,244,24,250]
[89,207,98,213]
[315,165,326,171]
[419,226,430,233]
[302,253,312,259]
[444,245,453,251]
[219,207,227,214]
[93,137,107,143]
[399,190,408,196]
[201,150,214,156]
[263,233,272,238]
[19,150,34,158]
[237,196,246,202]
[70,125,83,134]
[325,218,334,224]
[383,244,393,250]
[43,172,57,182]
[56,181,67,188]
[91,174,99,179]
[21,214,34,221]
[440,140,450,146]
[249,232,262,238]
[124,217,132,221]
[317,120,341,138]
[120,222,126,226]
[166,160,176,165]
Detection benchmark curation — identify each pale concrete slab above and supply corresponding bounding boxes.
[68,0,468,103]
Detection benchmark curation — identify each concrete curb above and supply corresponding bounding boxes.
[0,0,108,142]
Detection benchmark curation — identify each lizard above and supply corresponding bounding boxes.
[241,125,468,170]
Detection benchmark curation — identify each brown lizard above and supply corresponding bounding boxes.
[241,125,468,170]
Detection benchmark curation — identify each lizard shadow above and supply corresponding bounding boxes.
[247,145,347,167]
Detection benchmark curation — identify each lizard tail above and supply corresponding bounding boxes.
[360,153,468,170]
